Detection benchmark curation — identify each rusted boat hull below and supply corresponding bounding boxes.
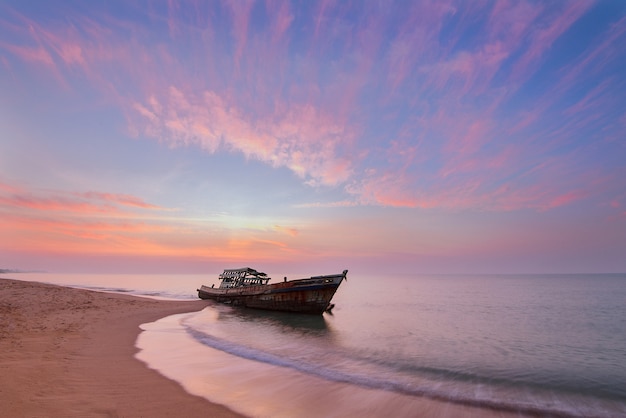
[197,270,347,315]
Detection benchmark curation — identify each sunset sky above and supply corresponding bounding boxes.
[1,1,625,275]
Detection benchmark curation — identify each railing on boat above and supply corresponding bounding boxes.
[218,267,271,288]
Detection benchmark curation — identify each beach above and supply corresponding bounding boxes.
[0,278,243,418]
[2,274,624,418]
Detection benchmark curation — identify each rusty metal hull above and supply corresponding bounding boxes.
[197,271,347,315]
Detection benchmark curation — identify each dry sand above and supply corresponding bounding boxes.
[0,278,244,418]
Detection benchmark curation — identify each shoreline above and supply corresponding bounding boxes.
[2,276,594,417]
[0,278,244,417]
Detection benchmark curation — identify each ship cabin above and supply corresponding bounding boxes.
[218,267,271,289]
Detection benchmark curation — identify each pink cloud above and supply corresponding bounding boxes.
[1,214,173,255]
[0,194,118,214]
[385,1,457,91]
[0,42,54,66]
[166,0,181,38]
[509,1,593,83]
[350,3,595,211]
[421,42,510,98]
[294,200,357,209]
[545,190,588,209]
[224,0,254,72]
[556,15,626,90]
[0,182,292,260]
[0,183,162,214]
[273,225,299,237]
[2,212,171,237]
[2,209,306,260]
[563,78,613,117]
[0,181,21,194]
[395,2,537,99]
[23,17,87,67]
[76,192,162,209]
[347,146,597,211]
[267,0,294,43]
[347,169,421,208]
[0,186,174,257]
[1,1,617,217]
[440,118,492,176]
[489,0,541,43]
[130,86,355,186]
[0,12,87,90]
[355,1,606,213]
[0,3,375,195]
[313,0,333,40]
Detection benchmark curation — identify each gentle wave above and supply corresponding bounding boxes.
[184,324,622,418]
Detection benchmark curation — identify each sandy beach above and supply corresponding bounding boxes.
[2,276,607,418]
[0,278,243,418]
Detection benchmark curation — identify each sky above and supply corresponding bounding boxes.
[1,0,625,275]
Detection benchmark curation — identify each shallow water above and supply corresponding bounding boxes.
[9,272,626,417]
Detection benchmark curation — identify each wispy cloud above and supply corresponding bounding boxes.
[0,194,116,213]
[0,181,21,194]
[0,180,170,255]
[343,0,623,212]
[130,86,355,186]
[0,179,309,261]
[0,185,163,214]
[294,200,358,209]
[507,1,593,84]
[1,0,623,215]
[75,192,163,210]
[273,225,299,237]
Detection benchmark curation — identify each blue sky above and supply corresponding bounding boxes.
[1,0,625,274]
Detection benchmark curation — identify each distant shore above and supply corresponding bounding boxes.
[0,278,244,418]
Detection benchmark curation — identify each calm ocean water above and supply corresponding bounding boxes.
[7,272,626,417]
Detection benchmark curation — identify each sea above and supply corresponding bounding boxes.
[5,272,626,417]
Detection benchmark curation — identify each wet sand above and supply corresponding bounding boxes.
[0,278,243,418]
